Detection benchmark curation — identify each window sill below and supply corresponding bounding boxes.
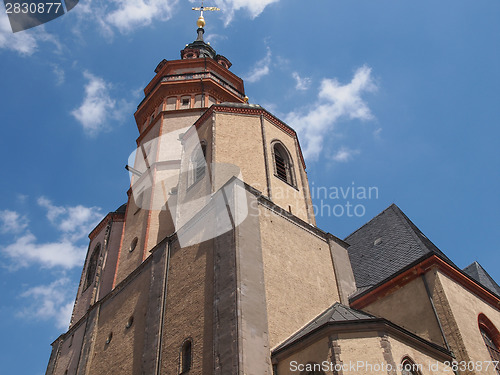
[273,174,298,191]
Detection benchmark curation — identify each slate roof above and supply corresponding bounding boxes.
[463,261,500,298]
[345,204,455,292]
[114,203,127,214]
[273,303,376,352]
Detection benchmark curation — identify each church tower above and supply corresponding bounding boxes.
[46,10,356,375]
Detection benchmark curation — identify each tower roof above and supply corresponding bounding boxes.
[181,27,217,59]
[180,28,232,69]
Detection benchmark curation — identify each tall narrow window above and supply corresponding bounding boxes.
[479,314,500,374]
[180,340,192,373]
[83,244,100,291]
[273,142,294,186]
[189,142,207,187]
[195,143,207,182]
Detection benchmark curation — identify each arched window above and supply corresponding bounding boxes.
[189,142,207,187]
[83,244,100,291]
[401,357,422,375]
[180,339,192,374]
[272,142,295,186]
[479,314,500,374]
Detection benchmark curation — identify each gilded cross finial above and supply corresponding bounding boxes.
[192,1,220,28]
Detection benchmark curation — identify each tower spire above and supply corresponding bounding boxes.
[181,1,231,68]
[192,0,220,33]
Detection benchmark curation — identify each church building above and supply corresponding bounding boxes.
[45,11,500,375]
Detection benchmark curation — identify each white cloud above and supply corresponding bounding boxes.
[0,199,102,270]
[285,65,377,160]
[71,71,118,136]
[0,199,102,328]
[292,72,312,91]
[244,47,272,83]
[0,210,28,234]
[73,0,178,36]
[74,0,276,36]
[0,13,59,56]
[2,232,86,269]
[37,197,103,242]
[105,0,178,33]
[212,0,280,26]
[19,278,75,329]
[331,147,360,163]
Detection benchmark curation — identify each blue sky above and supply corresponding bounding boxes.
[0,0,499,373]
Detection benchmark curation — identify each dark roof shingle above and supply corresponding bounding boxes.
[273,303,376,352]
[345,203,455,291]
[463,261,500,298]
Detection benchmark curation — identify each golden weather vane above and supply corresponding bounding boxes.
[192,0,220,28]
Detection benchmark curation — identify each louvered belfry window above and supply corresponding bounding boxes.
[273,143,293,186]
[189,143,207,187]
[195,144,207,182]
[275,148,287,181]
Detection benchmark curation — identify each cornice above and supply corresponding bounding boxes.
[88,212,125,241]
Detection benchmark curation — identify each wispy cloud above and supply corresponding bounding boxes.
[71,71,119,136]
[286,65,377,161]
[0,199,101,270]
[373,127,383,139]
[205,33,227,44]
[17,194,28,203]
[52,64,65,85]
[1,199,102,328]
[292,72,312,91]
[38,197,103,242]
[331,147,360,163]
[212,0,280,26]
[18,278,75,329]
[0,210,28,234]
[0,13,59,56]
[73,0,179,37]
[244,47,272,83]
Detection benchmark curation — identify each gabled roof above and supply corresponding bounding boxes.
[272,302,452,361]
[273,303,376,352]
[463,261,500,298]
[345,204,455,291]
